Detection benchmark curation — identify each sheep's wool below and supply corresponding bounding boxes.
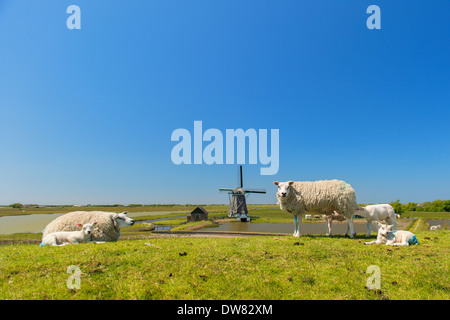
[277,180,357,218]
[43,211,122,242]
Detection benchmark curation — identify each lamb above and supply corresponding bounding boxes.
[40,222,97,246]
[323,211,346,236]
[355,204,398,237]
[42,211,135,242]
[274,179,358,238]
[364,222,419,246]
[429,225,441,231]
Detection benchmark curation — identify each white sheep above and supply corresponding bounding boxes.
[323,211,346,236]
[274,179,358,238]
[40,222,97,246]
[429,225,441,231]
[355,204,398,237]
[364,222,419,246]
[42,211,134,242]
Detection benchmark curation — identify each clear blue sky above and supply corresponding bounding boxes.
[0,0,449,205]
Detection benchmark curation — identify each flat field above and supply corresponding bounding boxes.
[0,229,448,300]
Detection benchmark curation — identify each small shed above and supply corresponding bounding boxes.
[187,206,209,222]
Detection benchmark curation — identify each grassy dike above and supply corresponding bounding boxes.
[0,230,448,300]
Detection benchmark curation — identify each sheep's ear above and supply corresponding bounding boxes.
[273,181,279,186]
[122,211,128,215]
[111,214,120,231]
[288,181,294,185]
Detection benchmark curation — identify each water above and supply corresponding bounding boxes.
[199,222,373,235]
[0,211,186,235]
[427,219,449,228]
[0,214,64,234]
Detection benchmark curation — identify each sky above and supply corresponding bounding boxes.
[0,0,449,205]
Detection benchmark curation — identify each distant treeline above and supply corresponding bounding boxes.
[389,199,450,214]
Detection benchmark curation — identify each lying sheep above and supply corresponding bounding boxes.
[274,179,358,238]
[355,204,398,237]
[40,222,97,246]
[364,222,419,246]
[429,225,441,231]
[43,211,134,242]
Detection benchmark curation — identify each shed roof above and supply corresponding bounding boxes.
[188,206,209,215]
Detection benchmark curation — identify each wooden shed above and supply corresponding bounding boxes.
[187,206,209,222]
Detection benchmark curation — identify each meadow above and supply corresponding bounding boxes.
[0,206,448,300]
[0,230,448,300]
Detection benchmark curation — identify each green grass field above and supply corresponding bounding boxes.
[0,206,448,300]
[0,228,448,300]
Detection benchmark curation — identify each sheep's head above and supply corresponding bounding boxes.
[376,222,394,237]
[273,181,294,198]
[113,212,135,229]
[77,222,97,235]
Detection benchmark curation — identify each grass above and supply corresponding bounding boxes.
[405,211,450,219]
[0,207,448,300]
[0,230,448,300]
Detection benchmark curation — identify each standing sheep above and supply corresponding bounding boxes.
[355,204,398,237]
[42,211,134,242]
[274,180,358,238]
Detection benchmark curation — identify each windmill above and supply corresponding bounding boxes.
[219,166,266,222]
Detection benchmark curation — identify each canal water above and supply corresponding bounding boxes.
[1,212,448,235]
[0,211,187,235]
[200,222,374,235]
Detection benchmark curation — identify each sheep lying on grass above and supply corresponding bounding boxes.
[43,211,134,242]
[274,179,358,238]
[40,222,97,247]
[355,204,398,237]
[429,225,441,231]
[364,222,419,246]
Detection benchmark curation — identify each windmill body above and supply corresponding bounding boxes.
[219,166,266,222]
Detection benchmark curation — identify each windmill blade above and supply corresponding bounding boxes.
[239,165,243,188]
[219,188,235,192]
[243,188,266,194]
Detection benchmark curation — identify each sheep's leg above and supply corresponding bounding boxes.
[365,220,372,237]
[293,214,301,237]
[364,240,381,245]
[388,241,409,246]
[346,217,355,238]
[396,236,411,246]
[325,216,332,236]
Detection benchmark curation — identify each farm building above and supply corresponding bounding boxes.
[187,206,209,222]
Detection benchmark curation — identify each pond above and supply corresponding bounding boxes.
[0,211,187,235]
[426,219,449,228]
[199,221,375,235]
[0,214,64,234]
